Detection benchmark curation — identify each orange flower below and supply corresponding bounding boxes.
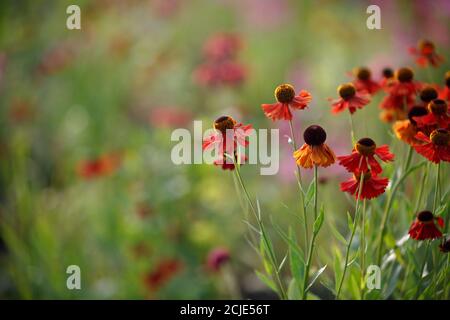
[379,108,407,123]
[393,106,429,145]
[293,125,336,169]
[261,84,312,121]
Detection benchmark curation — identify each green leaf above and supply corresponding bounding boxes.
[306,265,327,292]
[287,278,301,300]
[255,271,277,293]
[313,206,325,235]
[346,211,354,232]
[333,248,343,294]
[289,230,305,294]
[329,224,347,245]
[305,180,315,207]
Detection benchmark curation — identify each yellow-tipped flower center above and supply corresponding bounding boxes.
[395,67,414,83]
[338,83,356,100]
[428,99,448,116]
[275,84,296,103]
[430,129,450,146]
[355,138,376,155]
[214,116,236,132]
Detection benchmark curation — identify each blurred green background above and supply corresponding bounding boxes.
[0,0,449,299]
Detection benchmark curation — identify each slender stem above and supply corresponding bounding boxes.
[348,113,356,145]
[233,160,287,300]
[302,165,319,300]
[433,162,440,212]
[360,199,367,299]
[289,120,308,250]
[336,174,364,299]
[414,241,431,300]
[414,163,429,213]
[376,155,416,265]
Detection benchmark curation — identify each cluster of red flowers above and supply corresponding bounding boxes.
[193,33,246,87]
[143,258,183,291]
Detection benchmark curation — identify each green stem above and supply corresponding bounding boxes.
[336,173,364,299]
[360,199,367,299]
[348,113,356,145]
[301,164,319,300]
[414,163,429,213]
[233,160,287,300]
[376,155,416,265]
[289,120,309,253]
[433,162,440,212]
[414,241,431,300]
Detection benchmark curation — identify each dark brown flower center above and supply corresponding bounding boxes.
[355,67,371,81]
[408,106,428,126]
[417,210,434,222]
[214,115,236,132]
[395,67,414,83]
[355,138,376,155]
[428,99,448,115]
[430,128,450,146]
[445,71,450,88]
[418,39,435,53]
[382,67,394,79]
[419,86,438,103]
[303,125,326,146]
[275,84,295,103]
[338,83,356,100]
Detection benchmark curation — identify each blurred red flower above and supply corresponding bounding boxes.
[149,107,192,128]
[352,67,381,95]
[206,247,230,272]
[409,40,444,68]
[77,153,121,179]
[413,99,450,129]
[202,33,242,61]
[380,68,421,110]
[143,259,183,291]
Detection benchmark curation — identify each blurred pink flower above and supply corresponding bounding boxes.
[149,107,192,128]
[202,33,242,62]
[206,247,230,272]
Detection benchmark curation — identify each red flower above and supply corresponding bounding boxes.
[77,153,121,179]
[409,211,444,241]
[379,67,394,90]
[352,67,381,95]
[340,170,389,200]
[409,40,444,68]
[194,61,246,87]
[143,259,182,291]
[414,99,450,129]
[261,84,312,121]
[202,33,242,61]
[413,129,450,163]
[380,68,421,110]
[202,116,253,170]
[338,138,394,174]
[206,247,230,272]
[329,83,370,114]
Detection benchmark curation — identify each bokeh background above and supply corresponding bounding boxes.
[0,0,449,299]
